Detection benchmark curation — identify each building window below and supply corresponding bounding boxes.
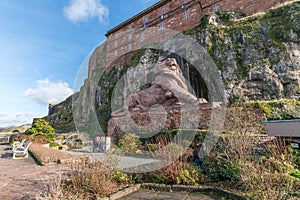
[181,0,187,8]
[143,16,148,28]
[114,33,118,47]
[128,24,132,30]
[128,43,132,50]
[128,33,132,41]
[160,6,167,20]
[162,6,166,14]
[114,50,118,56]
[184,10,189,20]
[213,4,220,12]
[160,22,165,30]
[141,31,145,41]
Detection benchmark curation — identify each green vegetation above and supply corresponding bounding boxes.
[124,49,146,68]
[205,160,240,181]
[183,1,300,80]
[45,95,76,133]
[26,118,56,143]
[293,149,300,167]
[246,99,300,120]
[262,2,300,43]
[117,133,140,153]
[290,169,300,179]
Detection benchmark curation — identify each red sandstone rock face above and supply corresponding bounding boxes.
[108,107,212,143]
[111,58,203,117]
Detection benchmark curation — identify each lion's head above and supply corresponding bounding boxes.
[158,58,181,74]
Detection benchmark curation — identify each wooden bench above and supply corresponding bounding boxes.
[13,141,32,159]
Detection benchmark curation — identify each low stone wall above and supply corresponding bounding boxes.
[98,183,246,200]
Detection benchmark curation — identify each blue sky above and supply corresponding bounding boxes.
[0,0,158,127]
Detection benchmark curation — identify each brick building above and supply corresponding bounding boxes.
[89,0,292,75]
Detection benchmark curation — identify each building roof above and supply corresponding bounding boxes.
[105,0,171,37]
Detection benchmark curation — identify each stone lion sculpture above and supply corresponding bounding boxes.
[111,58,208,117]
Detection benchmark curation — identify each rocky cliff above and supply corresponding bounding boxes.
[189,1,300,102]
[47,1,300,133]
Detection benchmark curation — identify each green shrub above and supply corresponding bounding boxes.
[26,118,56,143]
[117,133,140,153]
[151,174,165,184]
[113,170,130,183]
[205,160,240,181]
[251,99,300,120]
[176,168,200,185]
[293,149,300,168]
[290,169,300,179]
[49,142,60,148]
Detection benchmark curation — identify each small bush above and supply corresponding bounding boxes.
[151,174,165,184]
[293,149,300,168]
[113,170,130,184]
[117,133,140,153]
[205,159,240,181]
[253,99,300,120]
[176,168,200,185]
[26,118,56,143]
[158,161,202,185]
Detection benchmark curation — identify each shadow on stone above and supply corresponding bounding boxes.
[1,152,12,158]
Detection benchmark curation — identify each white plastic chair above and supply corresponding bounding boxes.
[13,141,32,159]
[12,138,26,151]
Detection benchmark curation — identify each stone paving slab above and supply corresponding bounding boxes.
[0,144,70,200]
[119,189,218,200]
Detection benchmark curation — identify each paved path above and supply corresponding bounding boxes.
[120,189,219,200]
[68,149,161,173]
[0,145,223,200]
[0,144,69,200]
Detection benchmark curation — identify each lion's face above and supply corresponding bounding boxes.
[159,58,180,74]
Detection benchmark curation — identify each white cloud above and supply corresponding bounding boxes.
[24,78,73,105]
[64,0,109,23]
[0,112,39,128]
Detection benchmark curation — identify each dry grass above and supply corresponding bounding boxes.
[148,133,203,185]
[29,143,76,164]
[36,160,125,200]
[208,135,300,200]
